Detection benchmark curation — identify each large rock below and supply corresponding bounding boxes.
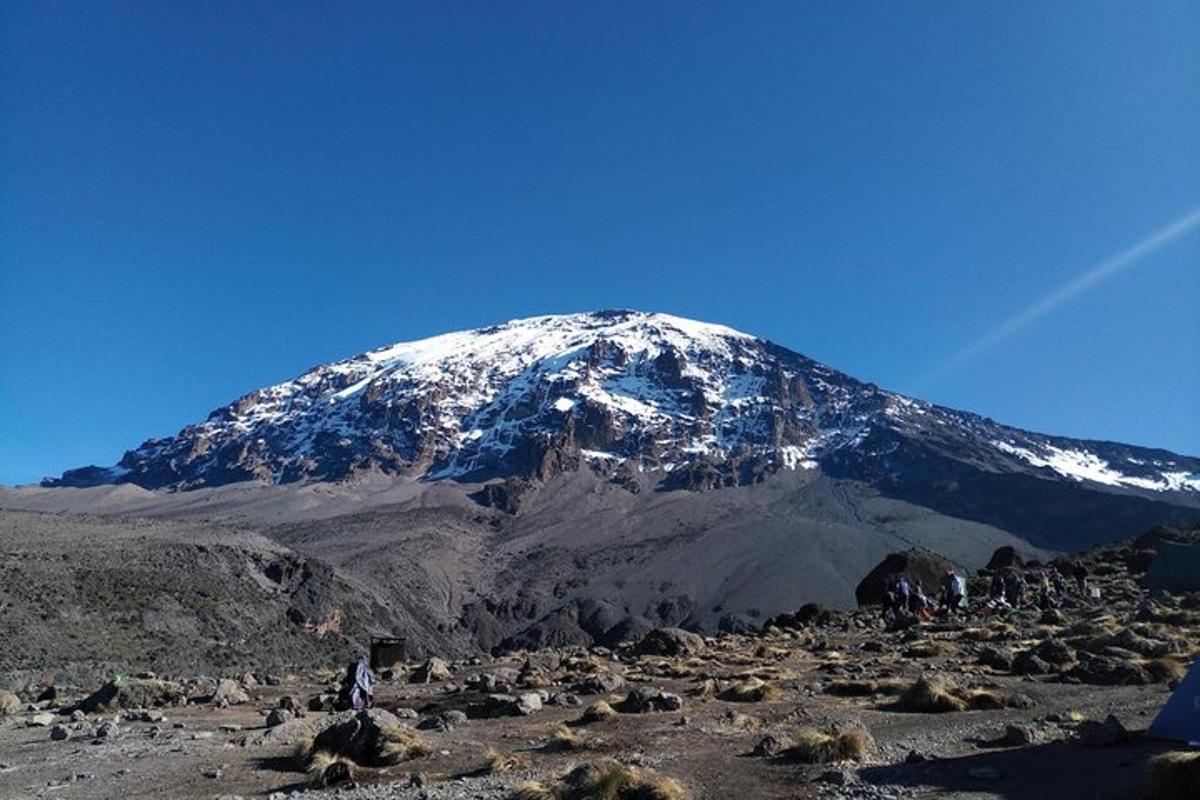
[616,687,684,713]
[1068,656,1152,686]
[474,692,546,718]
[79,678,185,713]
[1077,715,1128,747]
[572,671,626,695]
[855,549,955,607]
[209,678,251,706]
[409,657,452,684]
[985,546,1025,571]
[633,627,706,657]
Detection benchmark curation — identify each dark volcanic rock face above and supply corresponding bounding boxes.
[44,311,1200,548]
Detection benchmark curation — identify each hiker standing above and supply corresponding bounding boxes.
[1003,571,1026,608]
[895,575,912,615]
[337,655,375,711]
[1051,566,1068,596]
[1073,563,1089,595]
[1037,570,1054,610]
[941,569,965,614]
[351,655,374,710]
[909,580,927,614]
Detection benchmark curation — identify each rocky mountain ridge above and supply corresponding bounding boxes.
[44,311,1200,507]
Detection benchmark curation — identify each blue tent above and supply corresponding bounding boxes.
[1150,659,1200,743]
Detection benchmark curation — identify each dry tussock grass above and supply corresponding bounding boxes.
[754,644,789,660]
[1143,751,1200,800]
[719,677,781,703]
[895,676,1005,713]
[306,751,354,788]
[903,640,950,659]
[785,727,874,764]
[374,724,434,764]
[578,699,618,724]
[688,678,720,697]
[512,780,558,800]
[541,724,594,752]
[511,761,688,800]
[486,747,531,774]
[1144,657,1187,683]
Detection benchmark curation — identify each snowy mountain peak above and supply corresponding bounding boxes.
[46,311,1200,498]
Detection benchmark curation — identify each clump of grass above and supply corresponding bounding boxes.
[903,641,948,659]
[544,724,586,751]
[1143,751,1200,800]
[578,699,618,724]
[511,780,558,800]
[580,761,688,800]
[959,688,1006,710]
[511,760,688,800]
[486,747,531,774]
[294,731,319,764]
[306,750,354,788]
[688,678,720,698]
[1145,657,1187,683]
[719,677,780,703]
[374,724,434,764]
[754,644,788,660]
[784,727,874,764]
[897,676,966,713]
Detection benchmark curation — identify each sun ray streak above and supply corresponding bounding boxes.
[911,206,1200,392]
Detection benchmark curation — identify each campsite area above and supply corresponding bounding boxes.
[2,525,1198,800]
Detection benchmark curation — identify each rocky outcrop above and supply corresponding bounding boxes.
[855,549,956,607]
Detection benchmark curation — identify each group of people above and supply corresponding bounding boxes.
[882,561,1092,623]
[986,563,1088,611]
[881,568,968,622]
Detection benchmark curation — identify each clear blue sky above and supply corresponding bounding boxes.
[2,2,1198,486]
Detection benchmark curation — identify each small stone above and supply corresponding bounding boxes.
[752,733,793,757]
[1000,724,1039,746]
[49,725,70,741]
[265,708,292,727]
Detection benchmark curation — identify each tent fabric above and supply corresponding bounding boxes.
[1143,541,1200,592]
[1150,657,1200,742]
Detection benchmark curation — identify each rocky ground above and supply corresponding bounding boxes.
[1,529,1197,800]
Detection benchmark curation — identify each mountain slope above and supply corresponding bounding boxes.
[45,310,1200,511]
[7,310,1200,662]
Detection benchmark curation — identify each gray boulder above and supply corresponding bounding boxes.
[633,628,706,657]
